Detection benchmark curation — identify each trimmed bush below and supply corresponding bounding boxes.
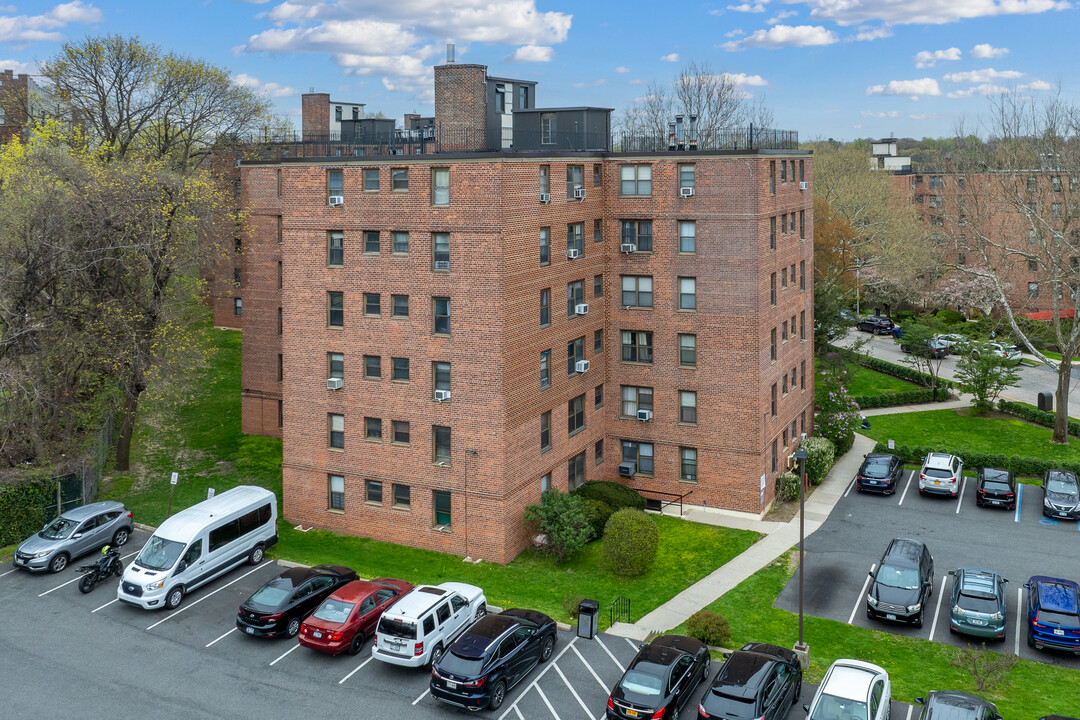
[893,310,918,324]
[523,489,594,562]
[998,400,1080,438]
[572,480,647,512]
[851,387,938,409]
[562,593,586,620]
[686,610,732,648]
[602,509,659,576]
[775,472,799,503]
[935,309,966,325]
[581,498,613,538]
[871,441,1076,478]
[801,436,836,485]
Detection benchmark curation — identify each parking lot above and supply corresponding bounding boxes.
[777,467,1080,670]
[0,529,919,719]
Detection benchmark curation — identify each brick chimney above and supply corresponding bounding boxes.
[434,63,488,150]
[301,92,330,141]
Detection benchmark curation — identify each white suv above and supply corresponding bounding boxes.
[919,452,964,498]
[371,582,486,667]
[805,659,891,720]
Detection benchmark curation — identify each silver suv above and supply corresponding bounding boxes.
[14,501,133,573]
[919,453,964,498]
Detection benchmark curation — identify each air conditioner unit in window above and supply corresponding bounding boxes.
[539,192,551,204]
[618,461,637,477]
[575,303,589,316]
[567,248,581,260]
[575,359,590,373]
[620,243,637,254]
[573,188,587,200]
[434,389,451,402]
[637,409,653,422]
[328,195,344,206]
[799,181,808,191]
[679,187,695,197]
[326,378,344,390]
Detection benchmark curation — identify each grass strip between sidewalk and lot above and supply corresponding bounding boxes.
[99,318,761,628]
[814,359,917,405]
[668,552,1080,717]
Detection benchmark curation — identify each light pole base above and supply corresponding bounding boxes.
[792,641,809,670]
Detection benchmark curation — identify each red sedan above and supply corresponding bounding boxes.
[299,578,414,656]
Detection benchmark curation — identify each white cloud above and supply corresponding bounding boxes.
[971,43,1009,58]
[723,24,838,50]
[506,44,553,62]
[910,113,930,120]
[232,73,298,99]
[722,72,768,86]
[861,110,899,118]
[628,78,643,85]
[660,52,679,62]
[802,0,1070,26]
[866,78,942,99]
[0,58,39,75]
[943,68,1023,83]
[724,28,745,37]
[914,47,961,68]
[615,66,630,73]
[853,25,892,40]
[767,10,798,23]
[727,2,767,11]
[947,82,1008,98]
[1018,79,1052,91]
[572,78,606,88]
[0,1,102,43]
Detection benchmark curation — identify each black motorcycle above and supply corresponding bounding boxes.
[77,545,124,594]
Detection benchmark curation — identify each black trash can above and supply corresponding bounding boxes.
[1038,391,1053,412]
[577,599,599,639]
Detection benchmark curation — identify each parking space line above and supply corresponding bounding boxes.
[927,575,948,641]
[498,637,578,720]
[269,643,301,666]
[553,662,592,718]
[849,564,875,624]
[571,644,610,693]
[338,656,373,685]
[146,562,270,631]
[1014,587,1023,656]
[623,637,638,652]
[411,688,429,706]
[534,685,561,719]
[1015,485,1022,522]
[955,477,967,514]
[39,551,140,597]
[905,706,913,720]
[593,635,624,672]
[844,477,856,498]
[898,474,914,506]
[0,568,16,578]
[92,598,118,613]
[206,628,237,648]
[513,707,525,720]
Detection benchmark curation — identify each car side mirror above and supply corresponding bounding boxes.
[177,560,188,573]
[1004,578,1009,584]
[914,697,925,705]
[868,570,874,578]
[73,533,83,539]
[803,704,810,713]
[947,570,955,576]
[1023,583,1030,589]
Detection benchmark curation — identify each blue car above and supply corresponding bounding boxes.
[1025,576,1080,654]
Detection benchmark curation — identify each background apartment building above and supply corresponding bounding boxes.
[239,60,813,564]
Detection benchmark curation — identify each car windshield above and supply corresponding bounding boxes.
[924,467,954,479]
[378,616,417,639]
[863,461,890,479]
[1047,476,1078,494]
[1038,610,1080,628]
[877,564,920,590]
[620,670,664,696]
[811,694,869,720]
[439,651,485,676]
[313,598,355,624]
[136,536,185,571]
[39,517,78,540]
[959,593,1000,614]
[982,479,1012,492]
[249,583,291,608]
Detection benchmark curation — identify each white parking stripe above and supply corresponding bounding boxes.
[338,656,373,685]
[623,637,638,652]
[514,707,525,720]
[553,662,592,718]
[498,637,577,720]
[1015,484,1023,522]
[39,575,82,596]
[206,628,237,648]
[849,564,876,624]
[955,477,967,514]
[411,688,429,706]
[535,685,560,719]
[92,598,118,613]
[1014,587,1024,656]
[844,477,856,498]
[571,644,610,693]
[928,575,948,641]
[898,473,915,506]
[906,705,914,720]
[146,562,269,631]
[0,568,17,578]
[269,642,301,666]
[593,635,624,672]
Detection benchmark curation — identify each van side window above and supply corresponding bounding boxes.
[209,519,240,551]
[259,503,272,526]
[423,615,436,635]
[182,539,202,566]
[436,602,451,625]
[240,503,273,534]
[450,594,467,612]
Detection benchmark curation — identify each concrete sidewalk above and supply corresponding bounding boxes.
[607,396,974,640]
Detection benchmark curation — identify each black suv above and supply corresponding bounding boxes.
[866,538,935,627]
[857,316,895,334]
[976,468,1016,510]
[915,691,1001,720]
[1043,469,1080,520]
[856,453,904,494]
[697,642,801,720]
[607,635,710,720]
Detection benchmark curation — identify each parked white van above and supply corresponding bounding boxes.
[117,486,277,610]
[372,582,486,667]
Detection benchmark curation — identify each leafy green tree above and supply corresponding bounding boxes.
[955,345,1022,412]
[895,322,947,400]
[523,489,594,563]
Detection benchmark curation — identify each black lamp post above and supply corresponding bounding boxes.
[793,442,810,664]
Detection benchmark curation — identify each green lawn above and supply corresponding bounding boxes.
[100,318,760,627]
[861,408,1080,462]
[670,552,1080,717]
[815,359,917,405]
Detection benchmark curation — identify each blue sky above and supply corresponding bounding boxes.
[1,0,1075,141]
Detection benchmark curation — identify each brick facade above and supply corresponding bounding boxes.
[240,151,813,564]
[0,69,29,144]
[433,65,488,150]
[302,93,331,141]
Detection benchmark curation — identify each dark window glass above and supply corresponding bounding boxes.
[393,484,411,508]
[434,491,451,527]
[364,355,381,378]
[366,480,382,504]
[392,357,409,381]
[392,294,409,317]
[328,292,344,327]
[568,394,585,434]
[433,426,451,463]
[364,231,380,253]
[392,421,410,444]
[540,289,550,326]
[364,293,381,316]
[433,297,450,334]
[621,330,653,363]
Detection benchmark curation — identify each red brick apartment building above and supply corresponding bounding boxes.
[239,61,814,564]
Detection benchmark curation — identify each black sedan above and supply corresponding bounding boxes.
[976,468,1016,509]
[857,316,894,334]
[698,643,801,720]
[856,453,904,494]
[237,564,358,638]
[1042,469,1080,520]
[430,608,556,711]
[607,635,710,720]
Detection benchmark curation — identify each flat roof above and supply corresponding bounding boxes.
[514,107,614,113]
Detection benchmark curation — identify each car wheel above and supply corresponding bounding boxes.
[540,635,555,662]
[78,574,96,594]
[1027,629,1036,648]
[699,659,710,683]
[286,617,301,638]
[430,644,444,667]
[248,544,264,565]
[913,612,923,629]
[794,677,802,703]
[165,586,184,610]
[948,625,957,635]
[112,528,130,547]
[672,703,680,720]
[347,632,365,656]
[489,680,506,710]
[475,603,486,622]
[49,553,69,573]
[866,606,874,619]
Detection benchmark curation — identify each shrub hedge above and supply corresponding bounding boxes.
[871,441,1073,478]
[602,509,659,576]
[775,472,799,503]
[0,474,54,546]
[935,309,967,325]
[572,480,647,512]
[851,388,938,409]
[997,400,1080,438]
[580,498,613,538]
[800,436,836,485]
[686,610,732,648]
